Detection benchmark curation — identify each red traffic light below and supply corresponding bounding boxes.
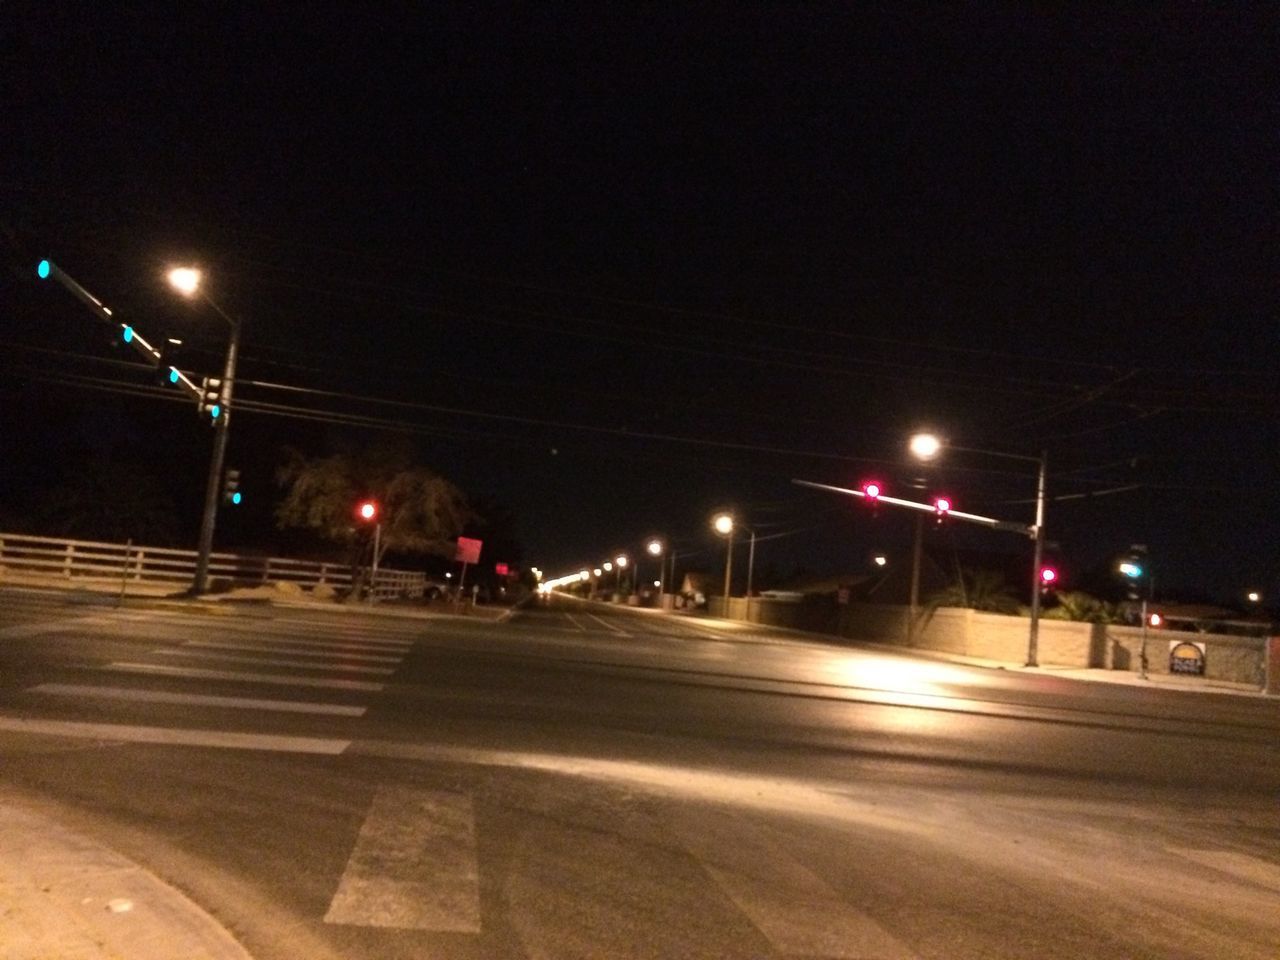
[862,481,882,501]
[1040,567,1058,585]
[934,497,952,515]
[1148,612,1163,627]
[356,500,379,522]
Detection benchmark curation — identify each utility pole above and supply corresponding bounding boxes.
[191,308,241,594]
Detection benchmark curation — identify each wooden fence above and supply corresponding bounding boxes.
[0,532,425,600]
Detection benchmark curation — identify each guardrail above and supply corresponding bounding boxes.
[0,532,425,600]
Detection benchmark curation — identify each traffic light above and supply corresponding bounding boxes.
[934,496,951,523]
[1148,612,1163,628]
[198,377,222,420]
[862,480,882,502]
[356,500,379,522]
[36,259,51,279]
[1117,545,1149,600]
[223,469,241,505]
[154,338,184,387]
[1039,566,1059,592]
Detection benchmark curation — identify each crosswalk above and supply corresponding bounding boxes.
[5,607,420,753]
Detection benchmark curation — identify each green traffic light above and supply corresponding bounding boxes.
[210,404,221,419]
[231,491,242,505]
[37,260,51,279]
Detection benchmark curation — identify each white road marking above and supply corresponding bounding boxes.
[0,615,111,639]
[670,810,920,959]
[0,716,351,754]
[215,635,413,653]
[150,649,395,675]
[563,613,589,632]
[181,640,402,663]
[1168,848,1280,893]
[325,786,481,932]
[28,683,367,716]
[586,613,630,636]
[101,662,385,692]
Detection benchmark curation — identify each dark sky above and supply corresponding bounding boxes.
[2,4,1277,602]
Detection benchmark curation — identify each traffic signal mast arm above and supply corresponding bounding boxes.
[792,478,1032,536]
[37,259,203,401]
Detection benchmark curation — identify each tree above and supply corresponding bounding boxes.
[925,568,1022,617]
[29,455,181,545]
[1042,590,1120,624]
[274,445,472,561]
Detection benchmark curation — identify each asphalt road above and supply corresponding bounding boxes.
[1,587,1278,959]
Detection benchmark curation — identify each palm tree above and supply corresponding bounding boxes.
[925,568,1022,618]
[1043,590,1119,623]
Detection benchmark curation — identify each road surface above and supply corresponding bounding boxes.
[1,587,1277,959]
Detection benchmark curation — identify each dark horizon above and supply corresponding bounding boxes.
[3,5,1276,606]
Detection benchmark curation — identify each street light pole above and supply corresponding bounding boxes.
[745,528,757,623]
[1025,450,1047,667]
[181,282,242,596]
[909,433,1048,667]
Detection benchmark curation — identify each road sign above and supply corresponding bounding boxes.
[456,537,482,565]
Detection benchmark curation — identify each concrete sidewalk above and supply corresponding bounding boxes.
[0,799,251,960]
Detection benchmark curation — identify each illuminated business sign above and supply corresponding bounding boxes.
[1168,641,1206,676]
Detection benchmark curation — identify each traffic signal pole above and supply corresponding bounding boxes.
[192,307,240,595]
[1025,451,1048,667]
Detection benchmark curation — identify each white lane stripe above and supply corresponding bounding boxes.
[0,615,111,639]
[0,716,350,754]
[29,683,367,716]
[563,613,589,632]
[239,637,412,654]
[101,662,385,692]
[151,649,395,675]
[182,640,402,663]
[325,786,480,932]
[670,812,920,960]
[217,632,413,651]
[586,613,629,636]
[1168,848,1280,893]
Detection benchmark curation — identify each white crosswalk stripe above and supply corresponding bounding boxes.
[148,648,396,675]
[179,639,402,662]
[27,683,367,716]
[325,786,481,931]
[14,609,418,752]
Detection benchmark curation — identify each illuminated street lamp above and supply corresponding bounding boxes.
[713,513,735,608]
[168,266,242,595]
[647,538,665,598]
[1247,591,1262,604]
[615,554,629,591]
[909,431,1048,667]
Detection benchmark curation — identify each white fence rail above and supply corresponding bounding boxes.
[0,532,426,600]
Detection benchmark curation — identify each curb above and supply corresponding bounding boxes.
[0,799,252,960]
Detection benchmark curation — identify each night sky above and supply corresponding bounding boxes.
[2,5,1277,603]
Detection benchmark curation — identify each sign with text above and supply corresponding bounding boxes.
[1168,640,1207,676]
[455,537,483,565]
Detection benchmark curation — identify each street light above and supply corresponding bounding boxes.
[711,512,756,620]
[713,513,734,612]
[615,554,628,592]
[646,538,664,599]
[168,266,243,595]
[909,431,1048,667]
